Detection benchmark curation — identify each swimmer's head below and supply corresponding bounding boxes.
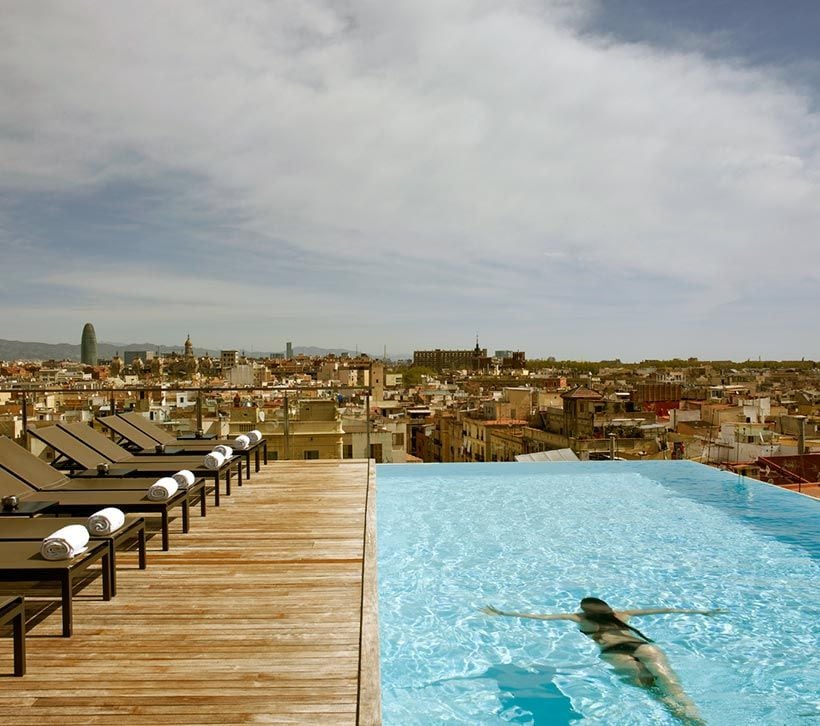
[580,597,613,614]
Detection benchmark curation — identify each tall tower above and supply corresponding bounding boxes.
[80,323,98,365]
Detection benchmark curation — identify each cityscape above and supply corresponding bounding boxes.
[2,1,819,723]
[1,322,817,494]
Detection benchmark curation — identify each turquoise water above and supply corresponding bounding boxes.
[376,461,820,725]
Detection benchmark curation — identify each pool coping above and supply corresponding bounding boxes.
[357,458,382,725]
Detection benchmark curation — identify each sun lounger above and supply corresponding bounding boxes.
[0,596,26,675]
[27,424,237,505]
[0,540,111,637]
[98,414,256,478]
[0,463,188,552]
[0,516,147,597]
[0,435,207,520]
[118,412,268,472]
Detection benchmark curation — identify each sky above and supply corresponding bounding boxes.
[1,0,819,361]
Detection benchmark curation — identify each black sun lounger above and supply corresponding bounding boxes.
[97,414,256,478]
[0,596,26,675]
[118,411,267,471]
[0,516,147,597]
[0,435,208,520]
[0,540,111,637]
[0,463,189,552]
[27,424,238,505]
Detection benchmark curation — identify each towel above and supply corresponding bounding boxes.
[87,507,126,535]
[41,524,90,560]
[247,430,262,444]
[148,477,179,501]
[204,451,226,469]
[172,469,196,489]
[233,434,251,450]
[213,444,233,458]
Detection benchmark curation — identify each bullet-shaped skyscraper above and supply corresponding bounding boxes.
[80,323,98,365]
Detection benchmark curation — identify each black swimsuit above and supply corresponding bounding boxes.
[600,640,647,656]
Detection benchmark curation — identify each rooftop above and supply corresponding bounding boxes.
[0,459,379,724]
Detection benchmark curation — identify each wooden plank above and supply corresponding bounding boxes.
[0,459,379,724]
[358,459,382,725]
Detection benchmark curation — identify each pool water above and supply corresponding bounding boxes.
[376,461,820,725]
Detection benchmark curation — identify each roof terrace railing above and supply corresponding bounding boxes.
[0,384,373,462]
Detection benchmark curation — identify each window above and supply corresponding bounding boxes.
[369,443,383,461]
[392,432,404,447]
[303,450,319,460]
[343,444,353,459]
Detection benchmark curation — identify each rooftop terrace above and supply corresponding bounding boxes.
[0,459,379,725]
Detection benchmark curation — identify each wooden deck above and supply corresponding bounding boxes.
[0,459,380,725]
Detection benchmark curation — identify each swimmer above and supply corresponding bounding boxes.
[482,597,724,724]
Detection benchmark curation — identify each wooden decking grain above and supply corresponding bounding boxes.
[0,459,380,725]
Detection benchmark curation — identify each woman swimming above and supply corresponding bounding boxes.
[482,597,724,725]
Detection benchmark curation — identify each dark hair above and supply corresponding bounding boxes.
[580,597,654,643]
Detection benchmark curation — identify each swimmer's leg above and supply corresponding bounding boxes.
[633,645,705,726]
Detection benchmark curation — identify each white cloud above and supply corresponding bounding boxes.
[1,0,818,357]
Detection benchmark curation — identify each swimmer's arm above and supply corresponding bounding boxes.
[480,605,579,621]
[619,607,727,617]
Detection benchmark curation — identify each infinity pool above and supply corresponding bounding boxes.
[376,461,819,725]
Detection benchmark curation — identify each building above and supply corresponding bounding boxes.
[220,350,240,370]
[123,350,154,366]
[80,323,97,365]
[413,340,488,371]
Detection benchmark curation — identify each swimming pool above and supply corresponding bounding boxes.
[376,461,819,725]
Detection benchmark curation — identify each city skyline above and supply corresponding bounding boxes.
[2,1,819,360]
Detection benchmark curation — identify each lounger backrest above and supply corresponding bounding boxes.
[57,422,131,463]
[0,436,70,490]
[0,466,36,497]
[27,425,110,469]
[119,412,176,445]
[97,415,159,450]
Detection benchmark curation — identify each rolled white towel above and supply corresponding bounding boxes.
[233,434,250,450]
[41,524,90,560]
[247,430,262,444]
[148,477,179,501]
[87,507,126,535]
[213,444,233,458]
[204,450,226,469]
[172,469,196,489]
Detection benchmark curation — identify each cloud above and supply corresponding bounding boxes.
[0,0,818,357]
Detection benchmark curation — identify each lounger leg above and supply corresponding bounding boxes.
[61,574,72,637]
[101,552,112,601]
[107,541,117,597]
[12,600,25,676]
[138,526,147,569]
[225,468,232,496]
[199,486,207,517]
[161,511,170,551]
[245,452,250,479]
[238,459,243,487]
[255,447,260,472]
[213,472,221,506]
[182,498,190,533]
[263,441,268,465]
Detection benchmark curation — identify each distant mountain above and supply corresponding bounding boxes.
[0,339,228,362]
[0,338,402,362]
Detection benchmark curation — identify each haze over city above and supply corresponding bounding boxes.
[2,1,819,360]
